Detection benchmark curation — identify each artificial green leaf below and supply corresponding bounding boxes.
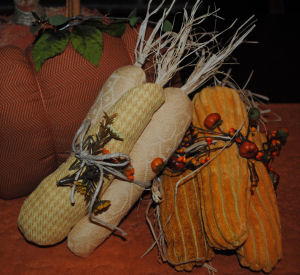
[32,30,70,71]
[82,19,126,37]
[48,14,69,26]
[162,19,173,32]
[71,25,103,66]
[103,22,126,37]
[129,16,138,27]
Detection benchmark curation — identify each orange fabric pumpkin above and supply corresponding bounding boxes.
[0,25,139,199]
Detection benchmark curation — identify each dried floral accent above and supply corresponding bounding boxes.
[57,113,134,215]
[164,111,288,193]
[164,122,233,175]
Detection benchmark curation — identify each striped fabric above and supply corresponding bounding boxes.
[0,25,139,199]
[160,170,214,271]
[237,130,282,272]
[193,87,251,250]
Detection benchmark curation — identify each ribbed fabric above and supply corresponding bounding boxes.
[0,25,140,199]
[237,130,282,273]
[192,87,250,250]
[160,170,214,271]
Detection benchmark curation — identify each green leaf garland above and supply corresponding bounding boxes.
[48,15,69,26]
[102,22,126,37]
[31,15,128,70]
[129,16,139,27]
[82,19,126,37]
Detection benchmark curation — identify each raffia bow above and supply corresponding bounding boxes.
[71,119,131,213]
[60,119,151,236]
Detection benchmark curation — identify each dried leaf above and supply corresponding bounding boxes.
[57,174,76,186]
[93,200,111,214]
[69,158,82,170]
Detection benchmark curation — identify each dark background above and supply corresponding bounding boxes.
[1,0,299,102]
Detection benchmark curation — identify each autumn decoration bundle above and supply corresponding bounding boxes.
[14,0,288,273]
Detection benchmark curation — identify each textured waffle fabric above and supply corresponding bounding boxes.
[18,83,165,246]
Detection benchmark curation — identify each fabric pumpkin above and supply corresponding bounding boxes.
[0,25,140,199]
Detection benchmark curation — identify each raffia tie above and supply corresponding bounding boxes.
[71,119,150,236]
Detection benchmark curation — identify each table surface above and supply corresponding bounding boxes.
[1,104,299,275]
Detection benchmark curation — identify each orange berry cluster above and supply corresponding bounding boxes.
[163,110,288,189]
[164,124,215,173]
[261,128,288,164]
[150,158,165,174]
[124,167,135,181]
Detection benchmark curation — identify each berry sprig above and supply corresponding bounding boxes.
[161,121,234,175]
[157,108,288,192]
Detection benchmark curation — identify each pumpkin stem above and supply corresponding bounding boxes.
[66,0,81,18]
[13,0,44,26]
